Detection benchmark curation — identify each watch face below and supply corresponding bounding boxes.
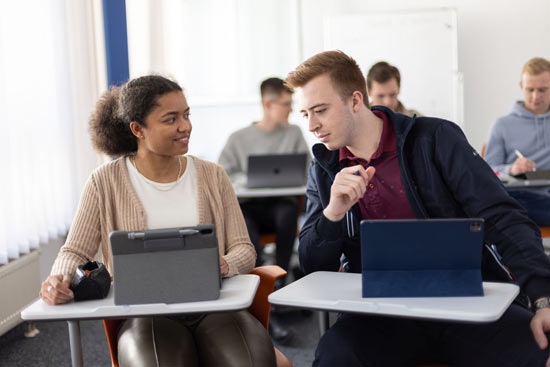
[535,297,550,309]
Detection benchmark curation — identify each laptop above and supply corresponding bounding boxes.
[360,219,484,298]
[246,153,307,188]
[110,224,221,305]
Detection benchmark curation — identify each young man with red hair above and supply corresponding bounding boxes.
[286,50,550,367]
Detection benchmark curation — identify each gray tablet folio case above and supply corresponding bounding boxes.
[110,224,221,305]
[360,219,484,298]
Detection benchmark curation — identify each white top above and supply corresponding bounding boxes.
[21,274,259,321]
[268,272,519,323]
[126,156,198,229]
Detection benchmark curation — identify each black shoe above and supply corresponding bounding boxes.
[269,318,292,344]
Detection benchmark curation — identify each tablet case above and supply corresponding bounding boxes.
[246,153,307,188]
[110,224,221,305]
[523,170,550,180]
[360,219,484,298]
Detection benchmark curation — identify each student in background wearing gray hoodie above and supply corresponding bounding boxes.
[485,57,550,226]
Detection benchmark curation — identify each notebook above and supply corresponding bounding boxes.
[246,153,307,188]
[110,224,221,305]
[360,219,484,298]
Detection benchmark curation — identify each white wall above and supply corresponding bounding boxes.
[299,0,550,152]
[76,1,550,166]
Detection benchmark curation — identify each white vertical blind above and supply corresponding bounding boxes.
[0,1,79,264]
[127,0,301,102]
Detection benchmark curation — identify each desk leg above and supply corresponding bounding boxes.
[318,311,329,337]
[67,320,84,367]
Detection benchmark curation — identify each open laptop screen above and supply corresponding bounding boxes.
[246,153,307,188]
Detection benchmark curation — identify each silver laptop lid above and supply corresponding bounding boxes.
[246,153,307,188]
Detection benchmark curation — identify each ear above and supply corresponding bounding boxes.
[129,121,144,139]
[350,91,364,112]
[519,80,523,90]
[262,98,272,110]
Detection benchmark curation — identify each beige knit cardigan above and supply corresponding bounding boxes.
[51,156,256,278]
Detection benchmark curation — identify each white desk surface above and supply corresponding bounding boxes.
[234,185,306,198]
[22,274,259,321]
[269,272,519,323]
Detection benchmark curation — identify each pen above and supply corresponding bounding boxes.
[513,149,524,158]
[514,149,536,171]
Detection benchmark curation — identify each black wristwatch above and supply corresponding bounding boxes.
[534,297,550,310]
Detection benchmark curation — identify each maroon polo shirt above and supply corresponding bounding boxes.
[339,110,417,220]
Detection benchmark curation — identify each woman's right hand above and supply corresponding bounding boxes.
[40,274,74,305]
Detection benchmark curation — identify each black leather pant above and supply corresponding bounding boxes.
[117,310,276,367]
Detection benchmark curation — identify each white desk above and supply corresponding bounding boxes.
[234,185,306,199]
[269,272,519,334]
[21,274,259,367]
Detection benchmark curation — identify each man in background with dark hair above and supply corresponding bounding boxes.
[366,61,421,117]
[219,77,310,343]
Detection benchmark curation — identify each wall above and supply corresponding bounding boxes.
[73,0,550,167]
[299,0,550,152]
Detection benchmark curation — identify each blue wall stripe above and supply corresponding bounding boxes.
[102,0,129,87]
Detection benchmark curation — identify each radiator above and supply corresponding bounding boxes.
[0,250,40,336]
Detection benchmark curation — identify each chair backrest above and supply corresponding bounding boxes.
[103,265,287,367]
[480,143,487,158]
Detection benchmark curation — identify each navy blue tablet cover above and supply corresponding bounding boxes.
[360,219,484,298]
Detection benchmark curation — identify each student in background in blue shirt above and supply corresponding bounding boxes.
[485,57,550,226]
[286,50,550,367]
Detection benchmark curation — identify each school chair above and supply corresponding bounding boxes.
[103,265,291,367]
[480,143,487,158]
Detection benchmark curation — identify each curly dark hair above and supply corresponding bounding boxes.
[89,75,183,156]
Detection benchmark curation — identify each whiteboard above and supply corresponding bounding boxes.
[324,8,462,124]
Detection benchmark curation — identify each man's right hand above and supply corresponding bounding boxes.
[40,274,74,305]
[510,157,536,176]
[323,165,376,222]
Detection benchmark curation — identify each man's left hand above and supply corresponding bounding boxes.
[530,307,550,366]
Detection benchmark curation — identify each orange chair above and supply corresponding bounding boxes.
[540,226,550,238]
[480,143,487,158]
[103,265,287,367]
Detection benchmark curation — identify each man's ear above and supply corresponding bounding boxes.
[262,98,272,111]
[129,121,143,139]
[351,91,364,112]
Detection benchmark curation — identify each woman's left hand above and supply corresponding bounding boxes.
[220,256,229,277]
